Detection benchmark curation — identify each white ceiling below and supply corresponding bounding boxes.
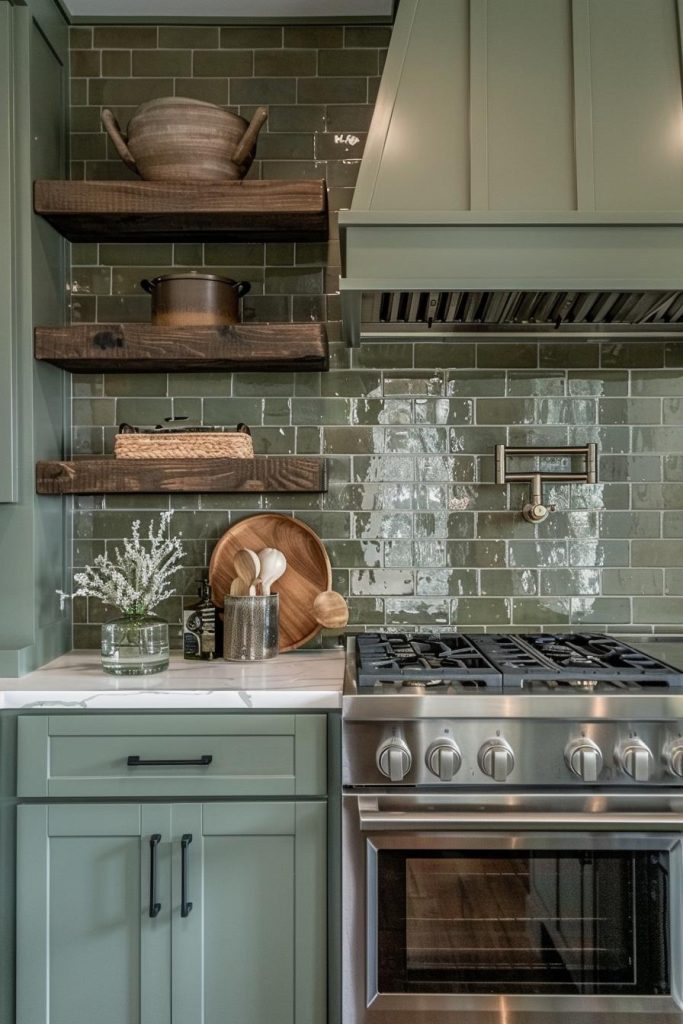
[64,0,394,20]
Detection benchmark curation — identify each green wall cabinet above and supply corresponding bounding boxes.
[17,800,327,1024]
[0,0,69,675]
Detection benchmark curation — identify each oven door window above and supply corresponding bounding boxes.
[376,849,670,996]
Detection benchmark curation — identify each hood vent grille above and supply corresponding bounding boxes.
[361,290,683,333]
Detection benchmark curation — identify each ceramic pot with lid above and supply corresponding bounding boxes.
[140,273,251,326]
[101,97,268,181]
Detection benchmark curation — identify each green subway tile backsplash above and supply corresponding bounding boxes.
[67,23,683,643]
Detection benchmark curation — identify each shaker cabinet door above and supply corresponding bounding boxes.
[16,804,172,1024]
[171,801,327,1024]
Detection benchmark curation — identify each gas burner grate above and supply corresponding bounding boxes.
[356,633,503,689]
[353,631,683,691]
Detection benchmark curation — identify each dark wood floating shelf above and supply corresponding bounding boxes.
[36,457,327,495]
[33,179,328,242]
[35,323,329,373]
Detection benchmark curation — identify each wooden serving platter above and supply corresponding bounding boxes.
[209,513,332,652]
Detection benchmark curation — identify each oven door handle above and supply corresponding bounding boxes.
[357,797,683,831]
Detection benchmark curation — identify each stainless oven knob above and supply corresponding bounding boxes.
[426,739,462,781]
[565,738,603,782]
[616,739,654,782]
[664,739,683,778]
[478,738,515,781]
[376,738,412,782]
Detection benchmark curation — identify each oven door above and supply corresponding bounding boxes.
[342,793,683,1024]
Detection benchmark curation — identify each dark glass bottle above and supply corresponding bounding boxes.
[182,580,217,660]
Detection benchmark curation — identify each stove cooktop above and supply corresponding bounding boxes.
[354,632,683,691]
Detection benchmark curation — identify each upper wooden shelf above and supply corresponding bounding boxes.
[33,179,329,242]
[35,323,329,373]
[36,456,327,495]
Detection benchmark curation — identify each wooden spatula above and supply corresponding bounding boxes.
[312,590,349,629]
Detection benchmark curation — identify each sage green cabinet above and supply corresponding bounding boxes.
[17,800,327,1024]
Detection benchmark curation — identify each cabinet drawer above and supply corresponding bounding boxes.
[17,713,326,798]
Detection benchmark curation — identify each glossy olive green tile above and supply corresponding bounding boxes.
[326,540,381,568]
[347,597,385,625]
[71,49,100,78]
[159,26,219,48]
[345,26,392,46]
[569,539,629,566]
[250,426,295,454]
[352,343,413,369]
[409,342,475,370]
[93,26,158,48]
[325,103,375,131]
[604,568,663,596]
[540,569,600,596]
[232,372,295,396]
[72,397,116,426]
[323,426,379,454]
[386,427,447,453]
[386,598,450,625]
[97,295,150,322]
[231,77,296,105]
[601,341,664,368]
[284,25,342,47]
[664,455,683,481]
[539,342,598,368]
[72,373,104,398]
[477,342,537,369]
[131,49,191,77]
[103,374,167,397]
[506,371,565,396]
[70,79,87,104]
[601,454,662,483]
[298,76,367,104]
[318,48,378,76]
[633,597,683,624]
[100,50,131,77]
[268,104,326,132]
[599,397,662,424]
[171,79,229,105]
[476,397,535,425]
[446,371,505,398]
[114,397,171,426]
[264,265,323,294]
[447,540,506,568]
[417,569,477,597]
[100,242,173,266]
[633,426,683,452]
[353,455,414,483]
[350,570,413,596]
[167,373,231,398]
[449,426,507,455]
[71,266,111,295]
[354,512,411,539]
[383,372,443,397]
[632,369,683,395]
[220,25,282,47]
[72,426,104,454]
[570,597,630,623]
[253,49,315,76]
[512,597,570,624]
[598,510,661,538]
[89,77,170,107]
[190,48,253,77]
[507,540,567,567]
[631,539,683,567]
[567,371,628,396]
[663,511,683,537]
[70,26,92,47]
[479,569,538,596]
[296,426,322,453]
[454,598,511,626]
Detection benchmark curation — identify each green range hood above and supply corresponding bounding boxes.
[339,0,683,344]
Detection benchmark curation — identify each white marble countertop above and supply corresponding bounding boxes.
[0,649,345,710]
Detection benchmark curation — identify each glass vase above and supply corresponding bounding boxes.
[100,611,170,676]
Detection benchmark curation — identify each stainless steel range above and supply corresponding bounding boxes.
[342,631,683,1024]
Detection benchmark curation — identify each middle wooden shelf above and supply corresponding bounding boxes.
[35,322,329,373]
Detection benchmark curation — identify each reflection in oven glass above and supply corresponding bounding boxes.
[377,851,670,995]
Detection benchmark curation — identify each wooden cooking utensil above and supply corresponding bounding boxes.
[257,547,287,596]
[233,548,260,596]
[229,577,249,597]
[209,513,332,651]
[313,590,349,629]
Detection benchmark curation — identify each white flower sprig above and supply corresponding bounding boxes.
[58,511,185,616]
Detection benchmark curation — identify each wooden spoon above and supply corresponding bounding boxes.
[312,590,349,629]
[229,577,249,597]
[257,547,287,596]
[233,548,260,596]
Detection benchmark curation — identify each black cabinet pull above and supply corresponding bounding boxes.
[127,755,213,767]
[181,833,193,918]
[149,834,161,918]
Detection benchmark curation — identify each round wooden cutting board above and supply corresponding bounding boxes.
[209,513,332,652]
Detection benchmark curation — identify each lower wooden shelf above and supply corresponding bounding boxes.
[35,323,329,373]
[36,457,327,495]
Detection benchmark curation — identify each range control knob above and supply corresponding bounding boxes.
[664,739,683,778]
[426,739,462,781]
[616,739,654,782]
[565,738,603,782]
[376,738,412,782]
[478,738,515,781]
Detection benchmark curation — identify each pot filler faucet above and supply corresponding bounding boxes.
[495,443,598,523]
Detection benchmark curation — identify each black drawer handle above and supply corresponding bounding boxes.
[149,834,161,918]
[181,833,193,918]
[127,755,213,767]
